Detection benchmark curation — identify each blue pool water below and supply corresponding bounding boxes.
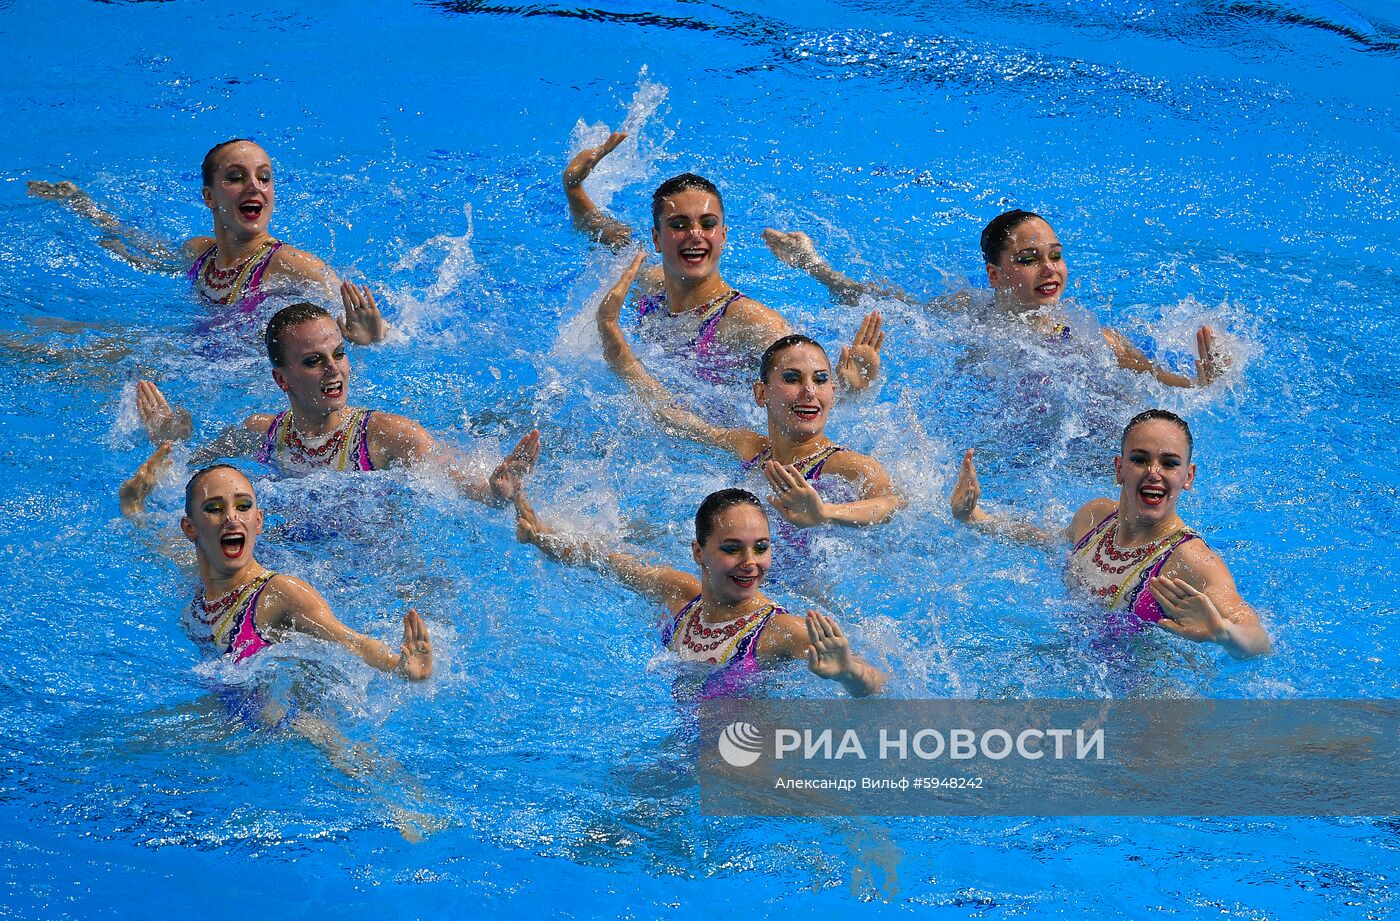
[3,0,1399,917]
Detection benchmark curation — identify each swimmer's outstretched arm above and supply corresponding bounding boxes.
[1149,551,1272,660]
[563,130,634,249]
[949,448,1065,549]
[264,576,433,679]
[272,258,387,346]
[118,442,199,566]
[596,252,763,459]
[512,484,696,609]
[119,441,175,519]
[763,454,905,529]
[1102,325,1228,389]
[28,180,188,273]
[758,609,887,696]
[371,414,540,507]
[762,229,926,309]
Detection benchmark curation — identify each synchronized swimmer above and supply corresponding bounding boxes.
[950,409,1271,659]
[765,209,1226,389]
[564,129,884,394]
[597,253,904,535]
[135,301,539,503]
[61,126,1270,754]
[30,139,386,344]
[512,481,887,699]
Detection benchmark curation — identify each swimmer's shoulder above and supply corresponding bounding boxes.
[821,447,894,491]
[1158,534,1231,588]
[255,571,327,629]
[1069,498,1118,543]
[363,410,435,466]
[268,243,334,284]
[182,236,215,263]
[243,412,278,434]
[716,295,790,349]
[754,606,809,661]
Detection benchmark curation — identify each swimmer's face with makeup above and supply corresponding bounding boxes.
[754,342,834,440]
[693,503,772,607]
[1115,419,1196,526]
[270,316,351,417]
[652,189,727,282]
[203,141,275,237]
[986,217,1067,309]
[181,467,264,574]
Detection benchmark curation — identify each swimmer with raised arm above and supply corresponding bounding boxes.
[513,482,886,698]
[765,209,1226,388]
[597,253,903,533]
[949,409,1271,659]
[120,446,432,677]
[136,302,538,505]
[29,138,385,344]
[563,130,883,391]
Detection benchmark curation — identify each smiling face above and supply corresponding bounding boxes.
[180,467,263,575]
[270,316,350,416]
[1114,419,1196,525]
[985,217,1067,309]
[692,503,772,606]
[202,141,274,238]
[651,189,727,282]
[753,342,833,439]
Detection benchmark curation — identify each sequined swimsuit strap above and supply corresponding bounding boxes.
[187,243,217,284]
[661,594,703,647]
[257,410,292,465]
[693,291,744,351]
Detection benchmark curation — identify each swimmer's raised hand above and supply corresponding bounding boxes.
[804,610,886,696]
[396,608,433,681]
[340,282,388,347]
[598,250,647,327]
[1149,575,1230,644]
[950,448,984,523]
[836,310,884,392]
[1194,325,1229,387]
[136,380,193,444]
[805,609,854,678]
[762,228,825,271]
[563,130,628,188]
[764,460,827,528]
[489,429,541,503]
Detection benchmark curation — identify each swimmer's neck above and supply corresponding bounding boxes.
[1113,507,1187,546]
[663,271,731,315]
[287,405,348,439]
[197,558,267,600]
[696,588,773,623]
[765,431,832,466]
[211,225,275,268]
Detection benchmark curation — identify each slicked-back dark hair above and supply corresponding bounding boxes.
[1122,408,1194,459]
[651,173,724,228]
[201,138,259,188]
[695,488,765,546]
[980,209,1044,265]
[264,302,334,366]
[758,334,827,383]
